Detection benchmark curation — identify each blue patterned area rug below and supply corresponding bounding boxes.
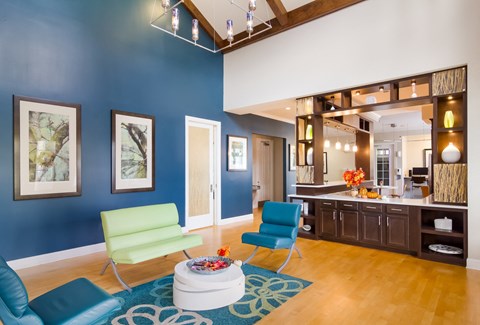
[107,264,311,324]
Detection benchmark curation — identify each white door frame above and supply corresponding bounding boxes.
[185,116,222,229]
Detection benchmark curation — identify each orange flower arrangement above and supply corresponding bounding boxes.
[343,168,365,187]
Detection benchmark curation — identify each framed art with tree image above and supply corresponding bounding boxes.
[14,95,81,200]
[111,110,155,193]
[227,135,247,171]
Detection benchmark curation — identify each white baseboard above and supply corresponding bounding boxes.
[467,258,480,270]
[7,242,106,271]
[218,213,253,225]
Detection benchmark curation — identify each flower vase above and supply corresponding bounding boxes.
[350,187,358,197]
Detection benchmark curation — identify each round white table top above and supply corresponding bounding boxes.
[174,260,244,290]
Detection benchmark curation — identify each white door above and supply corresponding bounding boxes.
[185,117,221,230]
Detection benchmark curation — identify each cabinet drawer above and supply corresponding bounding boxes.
[361,203,383,212]
[386,205,409,215]
[338,201,358,210]
[319,200,337,209]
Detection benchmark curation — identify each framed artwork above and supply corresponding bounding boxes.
[424,148,432,169]
[289,144,296,171]
[323,152,328,174]
[14,96,81,200]
[227,135,247,171]
[112,110,155,193]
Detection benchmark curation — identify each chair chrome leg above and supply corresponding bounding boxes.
[294,245,302,258]
[276,246,295,274]
[183,250,192,259]
[100,259,110,275]
[244,246,259,264]
[110,259,132,293]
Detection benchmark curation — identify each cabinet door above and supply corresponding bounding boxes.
[361,212,382,246]
[386,214,409,249]
[339,210,360,241]
[320,209,337,238]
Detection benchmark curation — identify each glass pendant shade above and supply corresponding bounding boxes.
[246,12,254,35]
[324,139,331,148]
[192,19,199,41]
[306,147,314,165]
[444,110,454,128]
[441,142,461,163]
[161,0,171,9]
[172,8,179,32]
[344,143,351,152]
[411,80,417,98]
[335,141,341,150]
[249,0,257,11]
[226,19,234,42]
[352,144,358,152]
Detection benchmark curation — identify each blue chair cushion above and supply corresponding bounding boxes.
[242,232,294,249]
[262,202,301,228]
[29,278,120,325]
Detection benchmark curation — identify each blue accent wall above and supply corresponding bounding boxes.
[0,0,295,260]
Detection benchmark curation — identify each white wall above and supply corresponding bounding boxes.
[324,137,356,181]
[224,0,480,266]
[401,135,431,176]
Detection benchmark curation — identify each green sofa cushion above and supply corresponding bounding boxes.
[111,234,203,264]
[101,203,179,237]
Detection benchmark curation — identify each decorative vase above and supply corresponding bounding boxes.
[306,148,313,165]
[441,142,461,163]
[444,110,454,128]
[305,124,313,140]
[350,186,358,197]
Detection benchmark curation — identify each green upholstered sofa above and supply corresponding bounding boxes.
[100,203,202,291]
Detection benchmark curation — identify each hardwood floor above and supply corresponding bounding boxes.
[15,209,480,324]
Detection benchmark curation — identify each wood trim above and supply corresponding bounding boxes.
[266,0,288,26]
[222,0,365,53]
[182,0,224,50]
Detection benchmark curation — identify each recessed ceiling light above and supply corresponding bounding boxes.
[285,106,291,110]
[355,91,360,96]
[447,95,453,100]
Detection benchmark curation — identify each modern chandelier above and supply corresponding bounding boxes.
[150,0,273,53]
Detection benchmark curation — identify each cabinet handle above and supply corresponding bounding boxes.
[340,214,343,221]
[378,215,381,226]
[366,206,376,209]
[391,208,402,212]
[333,211,336,221]
[344,204,353,207]
[324,202,332,205]
[387,217,389,227]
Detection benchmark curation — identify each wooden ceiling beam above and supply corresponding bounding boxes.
[222,0,365,53]
[182,0,224,50]
[266,0,288,26]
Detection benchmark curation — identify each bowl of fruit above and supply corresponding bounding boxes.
[187,256,233,275]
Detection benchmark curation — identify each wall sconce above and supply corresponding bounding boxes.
[444,110,454,128]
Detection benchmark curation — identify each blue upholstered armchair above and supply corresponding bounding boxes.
[242,201,302,273]
[0,256,120,325]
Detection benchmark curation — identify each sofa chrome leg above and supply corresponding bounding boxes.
[294,245,302,258]
[276,246,295,274]
[244,246,259,264]
[110,260,132,293]
[100,259,110,275]
[183,250,192,259]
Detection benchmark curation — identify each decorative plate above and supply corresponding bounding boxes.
[428,244,463,255]
[187,256,232,275]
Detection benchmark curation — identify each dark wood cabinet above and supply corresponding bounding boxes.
[385,214,409,249]
[361,212,382,245]
[339,210,360,241]
[320,208,337,238]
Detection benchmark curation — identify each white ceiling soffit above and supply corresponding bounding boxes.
[192,0,275,40]
[282,0,315,12]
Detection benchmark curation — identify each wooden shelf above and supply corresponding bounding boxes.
[301,214,316,220]
[420,226,464,238]
[436,127,464,133]
[420,248,465,266]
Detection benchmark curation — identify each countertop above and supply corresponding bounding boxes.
[292,180,374,188]
[288,192,468,210]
